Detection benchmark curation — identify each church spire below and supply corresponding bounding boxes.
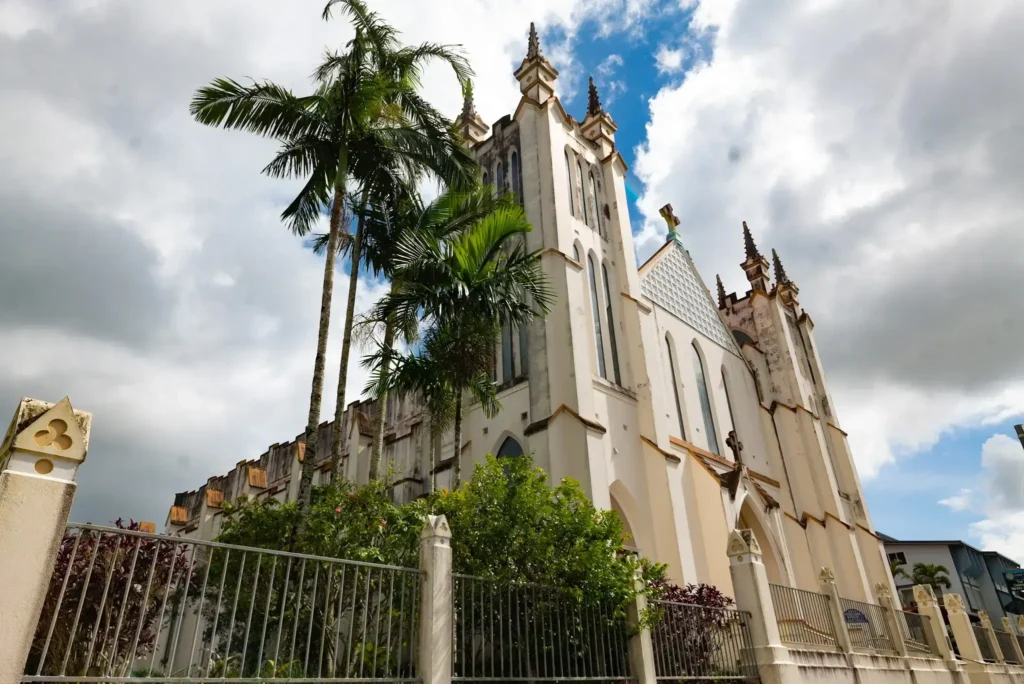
[587,77,602,117]
[527,21,542,59]
[716,274,727,309]
[739,221,771,294]
[743,220,760,260]
[772,248,800,307]
[454,80,488,145]
[461,81,477,121]
[771,248,789,284]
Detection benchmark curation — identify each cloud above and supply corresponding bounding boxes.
[0,0,660,525]
[961,434,1024,558]
[939,488,973,512]
[655,45,684,74]
[633,0,1024,478]
[597,54,624,76]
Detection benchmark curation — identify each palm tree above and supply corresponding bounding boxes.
[368,186,553,486]
[190,0,475,527]
[911,562,953,594]
[890,557,909,582]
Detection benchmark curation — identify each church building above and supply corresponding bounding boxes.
[165,24,893,603]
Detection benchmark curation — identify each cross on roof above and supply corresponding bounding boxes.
[659,203,680,240]
[726,430,743,466]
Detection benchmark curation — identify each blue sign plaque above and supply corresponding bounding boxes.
[844,608,869,624]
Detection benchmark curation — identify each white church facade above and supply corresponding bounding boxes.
[166,25,893,604]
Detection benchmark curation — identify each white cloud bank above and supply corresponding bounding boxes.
[634,0,1024,479]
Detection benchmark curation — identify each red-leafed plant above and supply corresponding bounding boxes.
[26,519,199,677]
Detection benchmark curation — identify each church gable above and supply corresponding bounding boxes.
[640,241,739,355]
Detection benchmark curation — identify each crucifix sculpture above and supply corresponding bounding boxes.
[724,430,744,500]
[659,203,680,241]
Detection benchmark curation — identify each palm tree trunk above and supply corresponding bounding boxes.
[295,180,345,536]
[451,398,463,488]
[329,190,368,483]
[368,313,396,481]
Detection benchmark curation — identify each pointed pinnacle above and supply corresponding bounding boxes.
[742,221,760,260]
[461,82,476,121]
[527,22,542,59]
[772,248,790,284]
[716,274,727,309]
[587,76,602,117]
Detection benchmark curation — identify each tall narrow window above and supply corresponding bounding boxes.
[496,161,505,196]
[564,151,575,216]
[666,337,685,439]
[482,171,489,188]
[511,151,521,204]
[573,244,581,262]
[721,368,737,444]
[578,160,589,226]
[601,264,622,385]
[692,342,720,455]
[501,321,515,382]
[519,323,529,376]
[587,255,607,379]
[589,173,600,235]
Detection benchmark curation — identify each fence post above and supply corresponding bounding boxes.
[943,593,986,662]
[874,582,909,656]
[818,567,854,653]
[727,529,799,684]
[1001,617,1024,663]
[626,576,657,684]
[912,585,955,661]
[0,397,91,684]
[977,611,1004,663]
[419,514,453,684]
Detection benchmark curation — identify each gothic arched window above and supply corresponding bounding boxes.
[587,254,607,379]
[577,160,589,226]
[518,323,528,376]
[482,171,489,189]
[692,342,720,455]
[601,263,621,385]
[665,336,686,439]
[497,436,524,458]
[564,151,575,216]
[589,172,601,235]
[573,244,581,262]
[511,151,521,204]
[721,367,737,445]
[496,161,505,196]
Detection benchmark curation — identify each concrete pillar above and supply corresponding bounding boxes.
[419,514,453,684]
[913,584,955,661]
[1000,617,1024,663]
[977,611,1004,663]
[818,566,854,653]
[944,593,986,662]
[875,582,909,656]
[625,577,656,684]
[727,529,798,684]
[0,397,91,684]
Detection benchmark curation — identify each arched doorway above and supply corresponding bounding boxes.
[738,500,784,584]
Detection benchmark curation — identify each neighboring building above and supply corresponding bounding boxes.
[165,24,893,607]
[882,535,1024,620]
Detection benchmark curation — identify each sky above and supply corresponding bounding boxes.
[1,0,1022,558]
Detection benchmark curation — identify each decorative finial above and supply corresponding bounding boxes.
[742,221,760,260]
[527,22,542,60]
[587,77,602,117]
[461,81,476,121]
[716,274,726,309]
[659,204,680,241]
[772,248,789,284]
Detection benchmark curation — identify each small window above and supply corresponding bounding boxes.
[888,552,908,566]
[511,151,521,204]
[572,244,581,262]
[564,151,575,215]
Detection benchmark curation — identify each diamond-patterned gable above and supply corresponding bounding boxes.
[641,242,739,354]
